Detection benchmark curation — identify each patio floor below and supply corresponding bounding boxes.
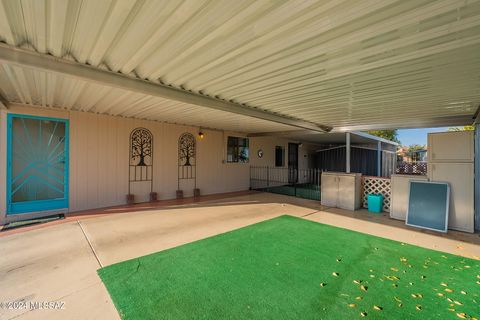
[1,192,479,320]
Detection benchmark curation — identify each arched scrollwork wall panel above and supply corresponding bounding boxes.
[178,132,196,189]
[129,127,153,194]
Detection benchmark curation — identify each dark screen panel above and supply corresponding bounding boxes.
[406,181,449,232]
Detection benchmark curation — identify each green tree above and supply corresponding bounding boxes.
[366,130,400,143]
[448,126,474,131]
[406,144,425,162]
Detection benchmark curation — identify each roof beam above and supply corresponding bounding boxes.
[0,93,8,109]
[247,129,312,138]
[0,44,331,133]
[472,105,480,125]
[248,129,398,145]
[350,131,398,146]
[330,115,473,132]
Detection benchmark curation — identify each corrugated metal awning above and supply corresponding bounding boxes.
[0,0,479,132]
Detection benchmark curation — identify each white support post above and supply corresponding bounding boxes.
[377,141,382,177]
[346,132,351,173]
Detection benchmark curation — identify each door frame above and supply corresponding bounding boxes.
[6,114,69,215]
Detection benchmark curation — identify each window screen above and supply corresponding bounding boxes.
[227,137,249,163]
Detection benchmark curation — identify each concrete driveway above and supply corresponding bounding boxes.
[1,192,479,320]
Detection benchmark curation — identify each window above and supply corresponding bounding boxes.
[227,136,249,163]
[275,146,284,167]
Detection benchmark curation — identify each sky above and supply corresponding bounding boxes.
[397,127,451,147]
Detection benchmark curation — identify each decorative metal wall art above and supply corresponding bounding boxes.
[129,128,153,194]
[178,132,196,189]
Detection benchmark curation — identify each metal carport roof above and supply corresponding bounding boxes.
[0,0,479,132]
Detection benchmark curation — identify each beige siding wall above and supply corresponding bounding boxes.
[250,136,318,170]
[0,105,250,222]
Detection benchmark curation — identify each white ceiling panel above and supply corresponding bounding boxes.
[0,0,479,131]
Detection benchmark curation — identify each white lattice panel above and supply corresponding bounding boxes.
[362,176,391,212]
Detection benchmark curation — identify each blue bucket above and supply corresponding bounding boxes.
[367,194,384,213]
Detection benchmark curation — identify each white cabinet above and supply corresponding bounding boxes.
[428,131,474,162]
[321,174,338,207]
[390,174,428,221]
[427,131,474,233]
[321,172,362,211]
[428,163,474,233]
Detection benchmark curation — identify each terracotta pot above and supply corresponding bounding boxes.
[176,190,183,199]
[126,194,135,204]
[150,192,158,202]
[193,188,200,198]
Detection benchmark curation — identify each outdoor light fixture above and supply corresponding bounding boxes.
[198,131,205,139]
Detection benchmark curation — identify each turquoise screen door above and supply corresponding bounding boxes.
[7,114,69,214]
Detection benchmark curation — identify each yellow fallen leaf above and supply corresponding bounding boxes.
[320,283,327,287]
[460,291,467,295]
[360,311,367,317]
[437,293,445,297]
[398,303,403,307]
[454,301,463,306]
[445,288,454,293]
[394,296,402,302]
[416,305,422,311]
[355,297,363,300]
[348,304,356,308]
[448,308,455,312]
[360,285,368,292]
[332,272,339,277]
[353,280,362,284]
[390,267,398,272]
[373,305,383,311]
[441,283,448,287]
[457,313,467,319]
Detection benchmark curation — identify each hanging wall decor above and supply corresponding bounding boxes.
[178,132,196,192]
[129,128,153,199]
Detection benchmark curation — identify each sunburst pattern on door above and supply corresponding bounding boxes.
[7,115,69,214]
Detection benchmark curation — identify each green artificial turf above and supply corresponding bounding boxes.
[98,215,479,320]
